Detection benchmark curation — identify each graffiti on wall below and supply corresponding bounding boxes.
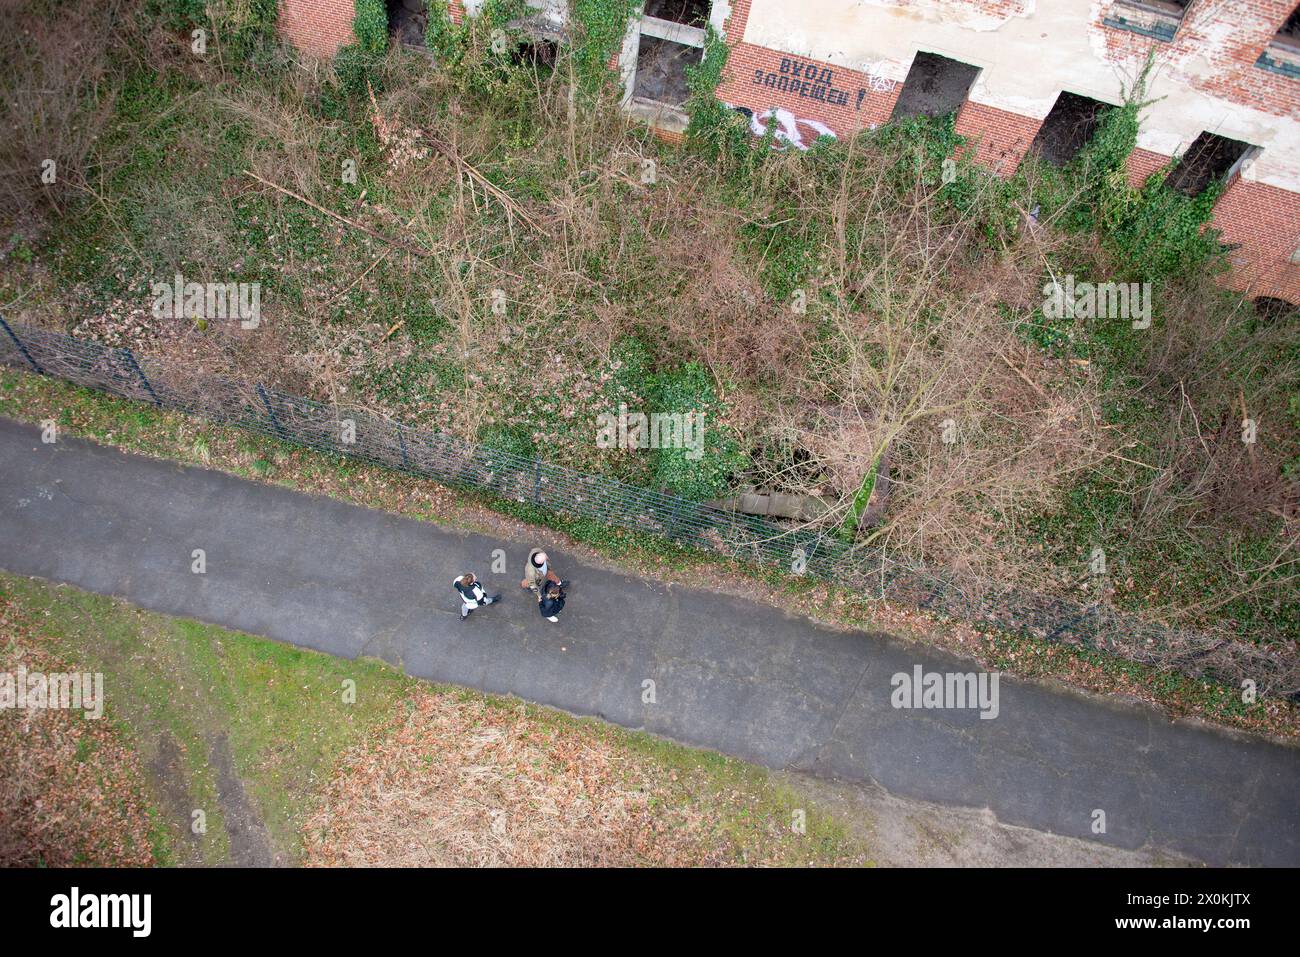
[728,104,838,151]
[863,62,898,94]
[751,57,854,107]
[749,55,897,115]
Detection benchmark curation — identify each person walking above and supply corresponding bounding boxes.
[454,572,500,622]
[521,548,567,595]
[537,579,566,623]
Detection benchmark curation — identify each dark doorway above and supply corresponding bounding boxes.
[1029,92,1113,166]
[890,52,980,121]
[1254,296,1299,320]
[1275,5,1300,49]
[387,0,426,47]
[1165,131,1255,197]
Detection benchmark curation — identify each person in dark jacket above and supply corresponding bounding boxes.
[538,579,565,623]
[454,572,500,622]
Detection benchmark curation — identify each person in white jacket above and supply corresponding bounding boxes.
[454,572,500,621]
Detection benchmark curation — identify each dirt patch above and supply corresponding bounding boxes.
[209,732,282,867]
[145,730,205,865]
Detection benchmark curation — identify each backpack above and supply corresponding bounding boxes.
[454,578,485,603]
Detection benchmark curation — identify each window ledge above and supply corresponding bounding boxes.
[1103,0,1183,43]
[1256,44,1300,80]
[626,97,690,134]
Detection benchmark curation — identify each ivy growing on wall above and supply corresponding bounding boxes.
[422,0,533,102]
[424,0,460,62]
[684,25,751,162]
[1056,53,1227,283]
[571,0,639,96]
[353,0,388,55]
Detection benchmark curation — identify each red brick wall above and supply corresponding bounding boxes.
[718,0,898,130]
[279,0,356,58]
[1126,147,1170,188]
[719,47,1043,179]
[278,0,468,57]
[1123,148,1300,302]
[717,41,899,136]
[954,101,1042,176]
[1212,178,1300,302]
[1095,0,1297,120]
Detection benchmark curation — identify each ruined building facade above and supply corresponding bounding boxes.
[280,0,1300,304]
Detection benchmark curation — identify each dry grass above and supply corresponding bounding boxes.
[0,590,156,867]
[302,688,865,867]
[302,690,726,866]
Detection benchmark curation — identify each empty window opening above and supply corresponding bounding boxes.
[643,0,710,26]
[1104,0,1189,42]
[1114,0,1190,17]
[632,35,702,107]
[1257,5,1300,76]
[387,0,427,47]
[512,38,558,69]
[1275,5,1300,50]
[890,52,980,121]
[1030,92,1113,166]
[1254,296,1299,321]
[1164,131,1255,197]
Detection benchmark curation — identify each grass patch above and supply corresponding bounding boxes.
[1,570,874,865]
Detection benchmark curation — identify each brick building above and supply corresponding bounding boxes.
[281,0,1300,303]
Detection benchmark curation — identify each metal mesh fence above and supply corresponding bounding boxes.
[3,317,1295,698]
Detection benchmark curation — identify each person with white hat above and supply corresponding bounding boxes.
[520,548,567,595]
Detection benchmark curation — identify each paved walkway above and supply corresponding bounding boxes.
[0,417,1296,865]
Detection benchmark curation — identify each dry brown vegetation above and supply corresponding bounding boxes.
[0,592,156,867]
[302,688,866,867]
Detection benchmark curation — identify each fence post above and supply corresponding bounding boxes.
[667,497,684,541]
[120,348,162,407]
[256,383,289,442]
[396,422,410,469]
[533,459,542,505]
[0,316,43,375]
[803,536,821,576]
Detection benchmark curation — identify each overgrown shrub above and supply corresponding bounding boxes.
[331,42,385,100]
[651,363,748,500]
[146,0,207,31]
[571,0,638,96]
[353,0,387,55]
